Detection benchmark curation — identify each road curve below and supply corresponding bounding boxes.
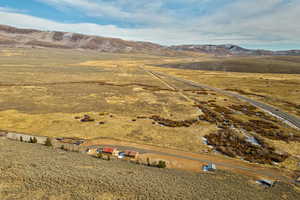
[145,68,300,130]
[86,144,292,183]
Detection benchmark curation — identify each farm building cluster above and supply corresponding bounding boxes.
[87,146,139,160]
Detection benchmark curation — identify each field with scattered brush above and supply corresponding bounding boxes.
[0,47,299,181]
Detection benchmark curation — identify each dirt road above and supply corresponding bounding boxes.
[83,139,294,184]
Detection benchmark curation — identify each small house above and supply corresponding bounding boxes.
[124,150,139,159]
[86,147,98,155]
[102,147,117,155]
[202,163,216,172]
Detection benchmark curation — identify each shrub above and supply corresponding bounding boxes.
[20,136,23,142]
[45,138,52,146]
[157,160,166,168]
[33,137,37,143]
[96,152,103,159]
[29,137,34,143]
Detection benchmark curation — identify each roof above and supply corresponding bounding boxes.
[202,163,216,171]
[118,152,126,158]
[124,150,138,157]
[103,147,116,153]
[207,163,216,169]
[256,180,274,187]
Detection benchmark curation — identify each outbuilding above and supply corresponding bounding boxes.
[124,150,139,158]
[102,147,117,154]
[256,179,275,187]
[118,152,126,159]
[6,132,48,144]
[86,147,98,155]
[202,163,216,172]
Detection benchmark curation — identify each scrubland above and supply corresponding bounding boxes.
[0,47,299,172]
[1,138,300,200]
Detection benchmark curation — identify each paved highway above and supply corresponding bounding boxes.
[144,68,300,130]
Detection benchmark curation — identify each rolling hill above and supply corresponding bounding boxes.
[0,24,299,56]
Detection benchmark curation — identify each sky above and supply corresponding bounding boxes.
[0,0,299,50]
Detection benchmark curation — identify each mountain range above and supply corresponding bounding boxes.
[0,24,299,56]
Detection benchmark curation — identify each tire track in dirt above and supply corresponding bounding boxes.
[0,81,178,92]
[84,140,294,184]
[139,66,194,103]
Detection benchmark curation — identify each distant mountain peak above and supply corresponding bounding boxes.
[170,44,300,56]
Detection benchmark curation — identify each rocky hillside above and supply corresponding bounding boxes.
[0,24,299,56]
[0,24,176,55]
[170,44,300,56]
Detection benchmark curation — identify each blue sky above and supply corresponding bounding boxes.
[0,0,300,50]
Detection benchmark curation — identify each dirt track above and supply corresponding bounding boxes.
[83,138,294,184]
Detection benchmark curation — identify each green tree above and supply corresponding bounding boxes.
[33,137,37,143]
[107,155,111,161]
[147,157,151,166]
[45,138,52,146]
[157,160,166,168]
[20,136,23,142]
[29,137,34,143]
[97,152,103,159]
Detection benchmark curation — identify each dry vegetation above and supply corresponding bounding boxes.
[158,56,300,74]
[0,47,299,172]
[150,62,300,118]
[1,138,300,200]
[0,48,209,153]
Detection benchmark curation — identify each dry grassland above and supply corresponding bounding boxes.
[145,65,300,169]
[148,65,300,117]
[0,48,213,153]
[0,47,299,171]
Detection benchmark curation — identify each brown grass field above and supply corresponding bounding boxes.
[154,57,300,117]
[0,47,299,172]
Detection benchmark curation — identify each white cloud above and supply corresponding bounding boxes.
[0,10,180,44]
[37,0,175,26]
[190,0,300,46]
[0,6,27,13]
[1,0,300,49]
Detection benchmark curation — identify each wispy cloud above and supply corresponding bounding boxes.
[1,0,300,50]
[0,6,27,13]
[36,0,177,26]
